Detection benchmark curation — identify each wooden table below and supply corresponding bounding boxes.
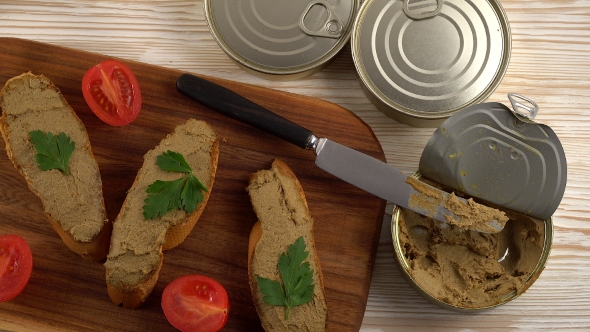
[1,1,589,330]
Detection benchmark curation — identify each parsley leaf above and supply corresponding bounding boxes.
[156,150,192,173]
[144,178,184,219]
[29,130,75,175]
[143,150,208,219]
[181,174,207,215]
[257,236,315,320]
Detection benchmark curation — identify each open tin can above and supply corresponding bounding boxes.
[391,172,554,311]
[351,0,511,127]
[390,95,566,310]
[204,0,359,80]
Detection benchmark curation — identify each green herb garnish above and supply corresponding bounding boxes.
[143,150,207,219]
[256,236,315,320]
[29,130,75,175]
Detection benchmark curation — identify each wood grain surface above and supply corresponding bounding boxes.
[0,38,385,331]
[0,0,589,331]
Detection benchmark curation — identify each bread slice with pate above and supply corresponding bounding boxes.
[247,159,328,331]
[0,72,111,261]
[104,118,219,308]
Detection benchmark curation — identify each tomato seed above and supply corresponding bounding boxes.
[112,68,133,108]
[90,79,119,114]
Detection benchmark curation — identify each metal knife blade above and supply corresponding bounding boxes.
[175,73,505,233]
[313,138,460,223]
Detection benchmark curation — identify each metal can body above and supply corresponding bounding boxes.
[351,0,511,127]
[391,172,553,311]
[205,0,359,80]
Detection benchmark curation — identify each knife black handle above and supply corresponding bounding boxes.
[176,73,313,150]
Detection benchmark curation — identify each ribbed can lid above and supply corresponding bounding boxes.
[419,96,567,221]
[352,0,511,124]
[205,0,358,78]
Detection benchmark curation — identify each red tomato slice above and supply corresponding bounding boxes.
[0,235,33,302]
[82,59,142,126]
[162,275,229,332]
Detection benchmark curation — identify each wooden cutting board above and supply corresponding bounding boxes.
[0,38,386,332]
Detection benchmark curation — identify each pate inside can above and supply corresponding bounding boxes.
[351,0,511,127]
[391,173,552,311]
[204,0,359,80]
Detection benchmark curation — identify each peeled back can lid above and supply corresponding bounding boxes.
[351,0,511,127]
[204,0,358,80]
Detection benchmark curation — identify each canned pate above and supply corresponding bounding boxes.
[390,96,565,310]
[391,173,553,311]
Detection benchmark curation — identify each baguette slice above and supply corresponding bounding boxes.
[247,159,328,331]
[0,72,110,261]
[104,118,219,308]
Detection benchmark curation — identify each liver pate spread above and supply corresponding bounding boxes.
[399,206,545,308]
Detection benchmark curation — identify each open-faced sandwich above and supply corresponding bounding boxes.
[0,72,111,261]
[104,118,219,308]
[247,159,328,331]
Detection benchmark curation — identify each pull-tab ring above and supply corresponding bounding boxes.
[403,0,443,20]
[508,93,539,120]
[299,0,343,39]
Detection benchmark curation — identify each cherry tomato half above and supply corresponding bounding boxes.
[82,59,142,126]
[0,235,33,302]
[162,275,229,332]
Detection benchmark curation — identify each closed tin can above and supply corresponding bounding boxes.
[351,0,511,127]
[204,0,359,80]
[390,173,554,311]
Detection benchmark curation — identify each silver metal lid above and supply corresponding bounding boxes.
[418,96,567,220]
[205,0,358,79]
[352,0,511,123]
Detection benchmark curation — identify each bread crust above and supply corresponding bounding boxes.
[247,159,328,331]
[106,251,164,309]
[47,209,112,262]
[0,72,110,261]
[105,120,219,308]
